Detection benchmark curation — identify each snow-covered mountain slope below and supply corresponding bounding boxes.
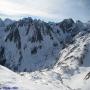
[0,18,87,72]
[0,18,76,72]
[0,17,90,90]
[55,23,90,73]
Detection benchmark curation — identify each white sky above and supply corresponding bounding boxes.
[0,0,90,22]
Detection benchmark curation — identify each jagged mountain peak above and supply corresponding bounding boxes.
[4,18,14,26]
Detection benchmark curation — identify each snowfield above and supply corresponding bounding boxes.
[0,65,90,90]
[0,65,70,90]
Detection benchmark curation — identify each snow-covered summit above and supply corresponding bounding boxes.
[4,18,14,26]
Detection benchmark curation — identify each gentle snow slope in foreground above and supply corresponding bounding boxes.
[0,65,70,90]
[1,65,90,90]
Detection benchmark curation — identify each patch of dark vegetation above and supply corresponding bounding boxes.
[5,27,21,49]
[30,22,43,43]
[30,30,43,43]
[45,23,54,40]
[0,46,6,66]
[53,43,58,47]
[18,51,23,66]
[38,45,42,49]
[13,65,18,72]
[23,44,27,50]
[5,22,16,32]
[31,47,37,55]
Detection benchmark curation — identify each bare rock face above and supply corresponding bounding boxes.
[84,72,90,80]
[59,18,74,32]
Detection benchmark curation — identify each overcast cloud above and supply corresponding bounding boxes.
[0,0,90,22]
